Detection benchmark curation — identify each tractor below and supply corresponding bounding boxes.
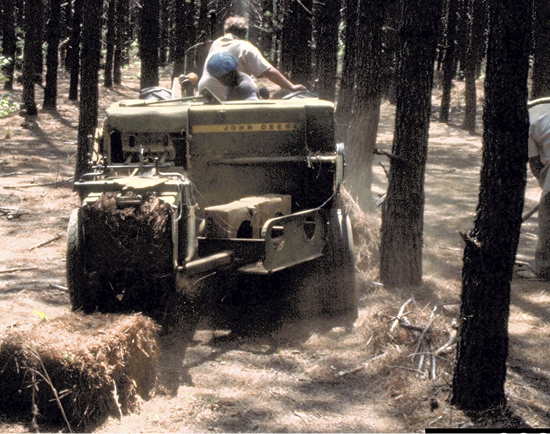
[67,89,357,334]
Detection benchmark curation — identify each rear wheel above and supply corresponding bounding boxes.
[288,207,358,329]
[66,208,93,312]
[320,208,358,324]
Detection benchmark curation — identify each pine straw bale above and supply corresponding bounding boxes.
[0,312,159,429]
[83,193,172,276]
[79,193,175,314]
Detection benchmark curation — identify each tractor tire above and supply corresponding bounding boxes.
[280,207,358,330]
[66,208,93,312]
[319,208,358,326]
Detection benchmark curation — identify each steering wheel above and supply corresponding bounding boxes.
[282,90,318,100]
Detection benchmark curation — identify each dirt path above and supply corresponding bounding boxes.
[1,73,549,433]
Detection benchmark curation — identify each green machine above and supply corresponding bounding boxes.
[67,91,357,333]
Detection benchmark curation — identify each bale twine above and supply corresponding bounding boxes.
[0,312,159,430]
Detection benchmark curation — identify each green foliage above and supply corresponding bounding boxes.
[0,96,20,118]
[0,56,21,118]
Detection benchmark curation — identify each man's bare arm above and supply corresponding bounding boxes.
[262,67,306,92]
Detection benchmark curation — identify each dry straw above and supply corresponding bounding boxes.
[0,312,159,431]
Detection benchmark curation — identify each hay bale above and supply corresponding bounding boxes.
[81,193,175,313]
[83,193,172,275]
[0,312,159,430]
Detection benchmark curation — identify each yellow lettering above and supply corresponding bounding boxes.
[193,123,300,133]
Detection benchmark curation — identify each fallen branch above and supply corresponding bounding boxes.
[388,365,426,376]
[28,232,64,251]
[390,297,414,333]
[0,266,39,274]
[0,193,14,204]
[0,207,29,219]
[3,177,74,189]
[0,172,24,177]
[434,324,458,355]
[413,305,438,355]
[430,342,436,380]
[335,365,365,377]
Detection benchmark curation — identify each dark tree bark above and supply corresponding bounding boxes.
[210,0,233,38]
[379,0,400,104]
[256,0,275,59]
[281,0,313,86]
[68,0,83,100]
[193,0,210,74]
[113,0,129,84]
[461,0,487,132]
[343,0,388,211]
[532,0,550,99]
[379,0,443,286]
[44,0,62,109]
[439,0,459,122]
[456,0,469,72]
[246,0,263,50]
[22,0,44,116]
[75,0,103,181]
[1,0,17,90]
[104,0,116,87]
[312,0,340,101]
[183,0,197,73]
[197,0,210,42]
[159,0,170,66]
[335,0,359,142]
[451,0,531,411]
[140,0,160,89]
[172,0,190,78]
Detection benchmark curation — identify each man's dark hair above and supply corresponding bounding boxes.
[224,16,248,39]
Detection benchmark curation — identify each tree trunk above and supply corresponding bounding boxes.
[183,0,196,74]
[456,0,469,73]
[104,0,116,88]
[140,0,160,89]
[281,0,313,87]
[159,0,170,66]
[210,0,232,38]
[43,0,62,109]
[312,0,340,101]
[379,0,400,105]
[113,0,129,84]
[343,0,388,211]
[68,0,83,100]
[461,0,487,132]
[379,0,442,287]
[451,0,531,411]
[75,0,103,181]
[439,0,459,122]
[191,0,210,76]
[172,0,188,79]
[257,0,275,60]
[335,0,359,142]
[22,0,44,116]
[532,0,550,99]
[1,0,17,91]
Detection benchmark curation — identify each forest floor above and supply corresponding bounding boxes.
[0,65,549,433]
